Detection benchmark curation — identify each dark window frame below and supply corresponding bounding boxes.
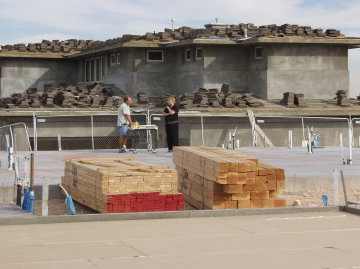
[196,48,203,59]
[255,46,263,59]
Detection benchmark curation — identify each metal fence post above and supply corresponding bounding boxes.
[333,169,340,206]
[91,115,95,151]
[32,112,37,152]
[348,117,353,164]
[200,113,204,146]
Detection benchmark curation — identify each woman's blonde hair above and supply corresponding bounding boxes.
[167,96,176,103]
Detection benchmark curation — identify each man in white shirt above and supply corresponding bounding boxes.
[117,96,133,152]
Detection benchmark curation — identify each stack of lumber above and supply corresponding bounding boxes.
[173,146,286,209]
[61,158,184,213]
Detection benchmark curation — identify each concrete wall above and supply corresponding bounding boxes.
[0,57,78,97]
[172,47,204,95]
[0,44,351,99]
[89,46,252,96]
[249,46,268,98]
[203,46,249,92]
[98,48,175,97]
[266,44,349,99]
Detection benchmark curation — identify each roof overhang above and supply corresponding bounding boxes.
[238,36,360,48]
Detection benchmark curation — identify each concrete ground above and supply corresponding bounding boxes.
[0,211,359,269]
[1,146,360,186]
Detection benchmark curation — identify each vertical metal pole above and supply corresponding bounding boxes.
[9,126,14,151]
[90,115,95,151]
[333,169,339,206]
[200,114,204,146]
[308,131,312,154]
[30,153,34,190]
[33,112,37,152]
[348,119,353,164]
[340,170,348,206]
[301,117,305,141]
[42,180,48,216]
[57,134,62,151]
[288,130,293,149]
[14,134,17,154]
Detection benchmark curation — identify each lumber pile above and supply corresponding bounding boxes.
[173,146,286,209]
[61,158,184,213]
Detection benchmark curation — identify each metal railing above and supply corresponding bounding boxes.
[0,122,32,152]
[33,113,147,151]
[0,112,351,152]
[253,116,351,147]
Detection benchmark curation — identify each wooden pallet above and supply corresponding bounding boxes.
[174,146,286,209]
[61,158,183,213]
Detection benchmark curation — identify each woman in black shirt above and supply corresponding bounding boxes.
[163,97,179,152]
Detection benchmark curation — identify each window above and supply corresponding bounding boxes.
[85,56,105,82]
[147,50,163,62]
[117,53,121,64]
[185,49,192,61]
[85,59,90,82]
[90,59,95,82]
[255,46,262,59]
[101,57,105,81]
[110,53,116,65]
[196,48,203,59]
[95,58,101,82]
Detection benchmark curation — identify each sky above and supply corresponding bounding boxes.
[0,0,359,96]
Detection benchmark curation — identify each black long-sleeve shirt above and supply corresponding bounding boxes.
[164,104,179,123]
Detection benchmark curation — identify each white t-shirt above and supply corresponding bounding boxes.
[117,103,130,126]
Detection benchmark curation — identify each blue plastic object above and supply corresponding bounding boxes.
[27,193,35,213]
[322,195,328,206]
[22,188,30,211]
[66,195,76,215]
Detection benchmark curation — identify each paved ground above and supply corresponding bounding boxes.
[0,211,359,268]
[0,146,360,186]
[238,147,360,180]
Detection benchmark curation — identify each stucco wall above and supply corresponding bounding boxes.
[203,46,249,92]
[0,57,78,97]
[266,44,349,99]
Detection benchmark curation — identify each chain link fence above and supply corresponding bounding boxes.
[1,112,351,151]
[254,116,350,147]
[34,114,148,151]
[92,114,147,150]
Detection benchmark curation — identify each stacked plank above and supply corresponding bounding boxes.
[173,146,286,209]
[61,158,184,213]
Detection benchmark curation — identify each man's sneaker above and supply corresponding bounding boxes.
[122,145,128,152]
